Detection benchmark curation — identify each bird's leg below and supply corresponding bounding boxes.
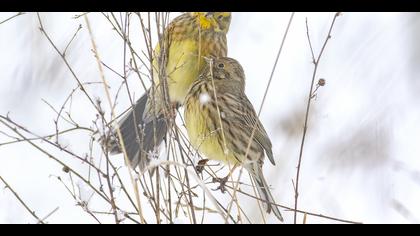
[213,163,239,193]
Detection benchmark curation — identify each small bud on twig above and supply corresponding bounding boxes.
[62,166,70,173]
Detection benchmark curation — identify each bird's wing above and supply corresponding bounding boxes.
[220,84,275,165]
[241,96,275,165]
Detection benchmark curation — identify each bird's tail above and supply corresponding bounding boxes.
[247,163,284,222]
[109,92,168,173]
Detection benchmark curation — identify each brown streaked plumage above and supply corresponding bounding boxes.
[184,57,283,221]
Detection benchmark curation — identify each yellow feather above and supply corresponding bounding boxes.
[153,35,219,104]
[185,95,239,165]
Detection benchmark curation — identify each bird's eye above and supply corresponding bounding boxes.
[218,63,224,68]
[218,15,223,20]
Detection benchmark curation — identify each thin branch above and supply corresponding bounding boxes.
[63,24,82,56]
[222,184,361,224]
[38,207,59,223]
[84,14,146,224]
[0,176,45,224]
[84,15,120,224]
[36,13,100,115]
[241,12,295,223]
[0,12,25,25]
[0,114,104,175]
[293,12,340,224]
[305,18,316,64]
[0,126,92,146]
[0,116,112,205]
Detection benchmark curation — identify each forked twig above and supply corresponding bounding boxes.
[293,13,340,224]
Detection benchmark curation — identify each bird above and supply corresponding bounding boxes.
[109,12,232,172]
[184,57,283,222]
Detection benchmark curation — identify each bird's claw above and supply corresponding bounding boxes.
[212,176,229,193]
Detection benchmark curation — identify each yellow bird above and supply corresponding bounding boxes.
[109,12,231,172]
[184,57,283,222]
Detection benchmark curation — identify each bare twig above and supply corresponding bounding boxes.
[293,13,340,224]
[222,184,361,224]
[240,12,295,222]
[0,126,91,146]
[36,13,100,115]
[84,14,146,224]
[0,176,45,224]
[0,114,104,175]
[63,24,82,56]
[38,207,59,223]
[0,12,25,25]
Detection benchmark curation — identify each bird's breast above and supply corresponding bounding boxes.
[185,85,239,165]
[158,35,227,104]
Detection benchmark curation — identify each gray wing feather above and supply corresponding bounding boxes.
[222,84,275,165]
[109,91,168,172]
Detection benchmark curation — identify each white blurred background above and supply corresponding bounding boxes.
[1,12,419,224]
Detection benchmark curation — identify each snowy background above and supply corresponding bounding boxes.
[1,12,420,224]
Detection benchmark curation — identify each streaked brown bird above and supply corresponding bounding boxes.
[109,12,231,172]
[184,57,283,221]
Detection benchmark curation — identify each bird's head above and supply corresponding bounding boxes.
[191,12,232,33]
[201,57,246,91]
